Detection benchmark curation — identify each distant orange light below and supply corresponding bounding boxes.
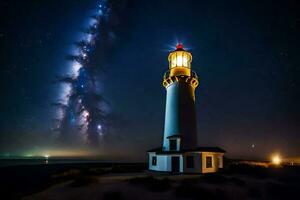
[271,154,281,165]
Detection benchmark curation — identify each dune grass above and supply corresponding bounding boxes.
[128,176,171,192]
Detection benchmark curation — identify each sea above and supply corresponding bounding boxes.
[0,158,110,167]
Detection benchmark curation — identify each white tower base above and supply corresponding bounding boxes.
[148,147,225,174]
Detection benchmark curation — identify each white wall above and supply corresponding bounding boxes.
[179,155,184,172]
[148,152,223,174]
[149,153,168,171]
[148,153,183,172]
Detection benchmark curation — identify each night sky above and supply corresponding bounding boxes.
[0,0,299,160]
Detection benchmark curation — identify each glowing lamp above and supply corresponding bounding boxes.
[167,43,193,77]
[271,154,281,165]
[168,43,192,69]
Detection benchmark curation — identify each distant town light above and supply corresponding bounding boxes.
[272,154,281,165]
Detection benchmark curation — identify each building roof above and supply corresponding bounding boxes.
[147,146,226,154]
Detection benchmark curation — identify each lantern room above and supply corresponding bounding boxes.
[168,43,192,68]
[168,43,192,77]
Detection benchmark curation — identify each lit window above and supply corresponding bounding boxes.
[177,52,183,66]
[183,54,188,67]
[171,54,176,68]
[206,156,213,168]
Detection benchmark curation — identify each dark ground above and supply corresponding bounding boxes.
[0,161,299,200]
[0,161,146,199]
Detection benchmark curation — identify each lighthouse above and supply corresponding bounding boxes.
[148,43,225,173]
[162,43,198,151]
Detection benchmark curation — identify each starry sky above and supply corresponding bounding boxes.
[0,0,299,160]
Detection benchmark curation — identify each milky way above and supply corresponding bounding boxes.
[53,1,110,146]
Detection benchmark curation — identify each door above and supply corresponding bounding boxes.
[171,156,180,172]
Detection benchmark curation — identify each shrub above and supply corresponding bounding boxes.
[265,182,298,200]
[110,164,146,173]
[69,176,98,187]
[229,177,246,186]
[175,183,212,199]
[248,187,262,198]
[102,190,123,200]
[52,169,81,179]
[85,167,107,176]
[176,178,229,200]
[200,174,229,185]
[224,164,269,178]
[128,176,171,192]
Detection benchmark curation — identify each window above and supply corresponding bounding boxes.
[186,156,194,168]
[206,156,213,168]
[152,156,157,166]
[169,139,177,150]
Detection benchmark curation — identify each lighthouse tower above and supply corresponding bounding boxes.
[162,43,198,151]
[148,43,225,174]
